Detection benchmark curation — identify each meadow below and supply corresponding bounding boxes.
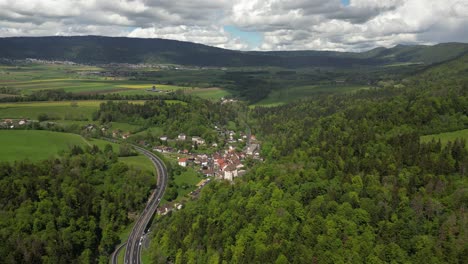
[119,155,156,174]
[0,100,102,120]
[421,129,468,147]
[0,130,157,173]
[0,63,231,100]
[0,130,116,162]
[0,100,146,120]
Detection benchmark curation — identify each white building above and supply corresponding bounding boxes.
[178,157,187,167]
[192,136,206,145]
[178,133,186,141]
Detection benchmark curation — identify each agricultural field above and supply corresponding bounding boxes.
[0,100,102,120]
[421,129,468,147]
[0,63,231,100]
[0,100,146,120]
[253,84,370,107]
[0,130,118,162]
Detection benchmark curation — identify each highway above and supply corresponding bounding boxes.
[111,145,168,264]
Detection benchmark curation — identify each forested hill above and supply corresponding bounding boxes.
[0,36,467,67]
[147,47,468,262]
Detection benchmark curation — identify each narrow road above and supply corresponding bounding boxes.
[110,145,168,264]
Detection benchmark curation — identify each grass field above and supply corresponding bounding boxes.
[0,100,146,120]
[119,155,156,174]
[173,167,203,201]
[421,129,468,147]
[253,84,369,107]
[0,130,118,162]
[0,63,231,100]
[0,100,103,120]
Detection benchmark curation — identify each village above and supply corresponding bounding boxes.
[150,127,262,216]
[151,128,262,182]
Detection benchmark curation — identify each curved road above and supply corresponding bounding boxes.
[111,145,168,264]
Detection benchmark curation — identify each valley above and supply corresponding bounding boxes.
[0,37,467,264]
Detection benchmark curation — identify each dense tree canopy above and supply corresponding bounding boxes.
[0,145,154,263]
[147,55,468,263]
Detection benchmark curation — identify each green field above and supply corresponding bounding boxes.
[173,167,203,201]
[421,129,468,146]
[0,100,146,120]
[0,63,231,100]
[0,130,118,162]
[253,84,369,107]
[185,87,231,100]
[119,155,156,174]
[0,100,103,120]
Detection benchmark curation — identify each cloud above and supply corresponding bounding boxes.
[0,0,466,51]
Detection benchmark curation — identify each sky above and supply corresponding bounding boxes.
[0,0,467,51]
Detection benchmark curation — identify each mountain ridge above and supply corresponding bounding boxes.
[0,35,467,67]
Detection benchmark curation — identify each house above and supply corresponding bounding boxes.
[224,164,238,181]
[157,204,172,215]
[192,136,205,145]
[153,146,165,153]
[178,133,186,141]
[18,119,27,126]
[178,157,188,167]
[122,133,131,139]
[112,130,121,138]
[246,144,259,155]
[85,124,96,131]
[160,135,168,141]
[154,146,175,153]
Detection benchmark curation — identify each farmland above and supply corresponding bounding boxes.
[0,130,155,173]
[0,100,147,120]
[0,100,102,120]
[0,130,116,162]
[0,63,231,100]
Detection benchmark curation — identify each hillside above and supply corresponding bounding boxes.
[0,36,466,68]
[145,44,468,263]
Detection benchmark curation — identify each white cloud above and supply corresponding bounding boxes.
[0,0,466,51]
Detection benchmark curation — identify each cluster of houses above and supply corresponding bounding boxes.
[166,132,261,181]
[155,133,207,147]
[1,118,29,129]
[157,202,183,216]
[111,129,131,139]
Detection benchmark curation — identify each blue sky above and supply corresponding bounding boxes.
[341,0,350,6]
[224,25,263,49]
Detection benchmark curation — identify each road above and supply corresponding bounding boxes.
[110,145,168,264]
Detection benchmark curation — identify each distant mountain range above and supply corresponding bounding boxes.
[0,36,467,68]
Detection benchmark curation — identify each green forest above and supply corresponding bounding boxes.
[145,55,468,263]
[0,145,154,263]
